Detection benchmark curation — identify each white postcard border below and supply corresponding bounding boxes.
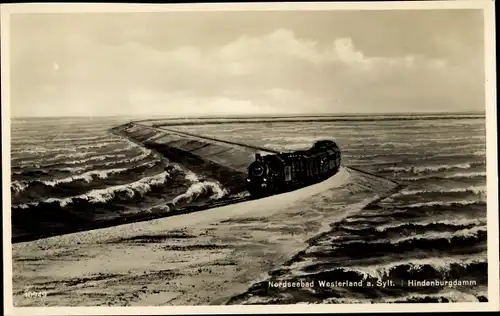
[1,1,498,315]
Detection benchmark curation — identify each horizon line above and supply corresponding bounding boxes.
[10,110,486,119]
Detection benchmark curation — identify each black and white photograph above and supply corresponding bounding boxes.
[1,1,498,314]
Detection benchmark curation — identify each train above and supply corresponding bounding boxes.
[246,140,341,197]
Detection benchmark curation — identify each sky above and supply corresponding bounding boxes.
[9,9,485,117]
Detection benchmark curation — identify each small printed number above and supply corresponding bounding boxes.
[24,290,47,298]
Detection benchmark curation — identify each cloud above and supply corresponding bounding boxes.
[127,91,285,116]
[11,27,482,116]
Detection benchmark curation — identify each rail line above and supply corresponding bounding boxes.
[347,166,401,186]
[133,122,280,155]
[130,122,401,188]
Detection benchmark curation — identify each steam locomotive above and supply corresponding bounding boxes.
[246,140,341,197]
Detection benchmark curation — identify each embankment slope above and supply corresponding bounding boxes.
[110,122,276,194]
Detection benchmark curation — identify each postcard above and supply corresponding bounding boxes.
[1,1,498,315]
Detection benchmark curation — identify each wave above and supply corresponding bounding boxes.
[414,135,485,142]
[379,226,486,245]
[401,200,485,209]
[51,151,100,160]
[368,135,485,144]
[51,135,111,142]
[11,134,113,146]
[303,227,486,260]
[399,171,486,181]
[11,159,160,195]
[336,218,486,242]
[381,162,483,174]
[378,142,416,148]
[399,177,486,191]
[305,255,487,283]
[350,202,487,226]
[263,143,311,151]
[51,152,157,174]
[395,186,486,197]
[344,142,485,153]
[318,219,486,247]
[73,141,124,150]
[344,152,486,165]
[11,147,60,155]
[11,141,126,157]
[374,218,486,233]
[349,153,379,159]
[48,153,129,166]
[11,138,132,156]
[444,172,487,179]
[47,149,154,173]
[347,153,486,169]
[383,291,487,303]
[345,139,483,151]
[12,142,141,169]
[171,171,229,205]
[385,188,486,206]
[100,150,154,166]
[11,167,129,193]
[15,170,173,209]
[262,136,319,143]
[234,255,487,304]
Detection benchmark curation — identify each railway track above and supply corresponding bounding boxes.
[125,122,403,191]
[133,122,280,155]
[130,122,400,185]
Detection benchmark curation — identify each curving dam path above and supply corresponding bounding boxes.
[12,120,402,306]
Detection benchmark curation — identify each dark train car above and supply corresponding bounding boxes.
[246,140,341,197]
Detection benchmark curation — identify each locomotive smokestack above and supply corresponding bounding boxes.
[255,153,262,161]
